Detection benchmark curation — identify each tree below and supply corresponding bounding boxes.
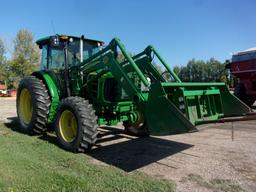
[0,39,5,62]
[173,58,229,84]
[173,65,181,76]
[10,29,40,86]
[0,38,16,89]
[0,39,8,86]
[205,58,228,83]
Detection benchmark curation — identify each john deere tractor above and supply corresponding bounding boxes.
[17,35,251,152]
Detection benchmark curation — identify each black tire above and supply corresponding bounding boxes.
[55,97,98,152]
[234,82,255,106]
[123,121,149,137]
[17,76,51,134]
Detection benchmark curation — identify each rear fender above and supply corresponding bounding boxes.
[32,71,60,123]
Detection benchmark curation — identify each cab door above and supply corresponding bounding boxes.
[40,44,67,98]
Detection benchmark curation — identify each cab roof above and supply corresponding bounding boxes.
[36,34,104,46]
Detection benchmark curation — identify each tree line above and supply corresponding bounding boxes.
[0,29,39,88]
[173,58,233,86]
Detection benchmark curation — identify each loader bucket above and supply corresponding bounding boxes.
[145,82,251,136]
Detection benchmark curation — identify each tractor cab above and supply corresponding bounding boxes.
[36,35,104,70]
[35,35,104,98]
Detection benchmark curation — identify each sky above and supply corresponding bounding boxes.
[0,0,255,67]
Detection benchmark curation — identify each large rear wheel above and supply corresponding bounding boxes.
[17,76,51,134]
[55,97,98,152]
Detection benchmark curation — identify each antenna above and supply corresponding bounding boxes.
[51,20,56,34]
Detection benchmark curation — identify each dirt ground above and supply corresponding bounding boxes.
[0,97,16,121]
[1,97,256,192]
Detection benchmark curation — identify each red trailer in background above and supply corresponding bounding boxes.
[227,47,256,106]
[8,89,17,97]
[0,81,16,97]
[0,83,7,96]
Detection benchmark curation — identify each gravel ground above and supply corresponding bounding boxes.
[1,97,256,192]
[93,121,256,192]
[0,97,16,121]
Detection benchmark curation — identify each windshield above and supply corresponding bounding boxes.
[45,37,102,69]
[67,39,101,66]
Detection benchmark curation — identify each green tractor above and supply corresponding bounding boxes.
[16,35,251,152]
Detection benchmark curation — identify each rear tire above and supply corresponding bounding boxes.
[17,76,51,134]
[234,82,255,106]
[55,97,98,152]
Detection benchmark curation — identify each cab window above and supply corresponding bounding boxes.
[49,47,65,69]
[40,45,48,70]
[83,41,101,60]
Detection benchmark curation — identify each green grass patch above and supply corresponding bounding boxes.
[0,123,175,192]
[184,173,245,192]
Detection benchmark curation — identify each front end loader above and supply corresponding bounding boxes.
[16,35,252,152]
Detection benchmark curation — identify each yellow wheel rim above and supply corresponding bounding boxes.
[59,110,78,142]
[19,88,33,125]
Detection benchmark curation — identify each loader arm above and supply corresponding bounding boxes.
[76,38,251,135]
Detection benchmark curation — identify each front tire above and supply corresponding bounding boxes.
[55,97,98,152]
[17,76,51,134]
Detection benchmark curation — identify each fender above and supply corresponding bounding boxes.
[32,71,60,123]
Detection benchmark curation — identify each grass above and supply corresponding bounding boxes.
[0,122,175,192]
[185,173,245,192]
